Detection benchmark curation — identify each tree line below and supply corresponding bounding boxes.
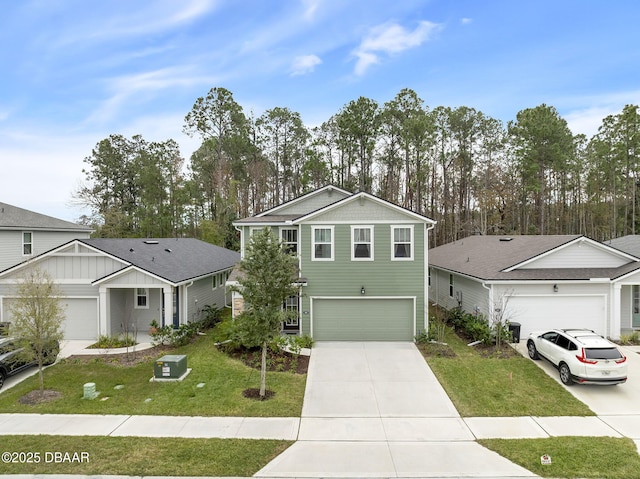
[75,87,640,248]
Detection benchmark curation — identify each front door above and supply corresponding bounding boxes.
[633,286,640,328]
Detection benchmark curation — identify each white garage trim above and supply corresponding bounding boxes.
[505,294,607,339]
[310,296,416,340]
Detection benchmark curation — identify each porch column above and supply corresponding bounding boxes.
[163,286,173,327]
[611,283,622,340]
[99,287,109,336]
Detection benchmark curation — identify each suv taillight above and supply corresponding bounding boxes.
[576,348,597,364]
[615,355,627,364]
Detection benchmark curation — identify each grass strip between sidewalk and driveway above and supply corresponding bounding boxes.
[0,435,292,476]
[418,324,593,417]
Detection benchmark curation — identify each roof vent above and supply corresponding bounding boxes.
[165,248,172,253]
[144,240,159,245]
[499,237,513,242]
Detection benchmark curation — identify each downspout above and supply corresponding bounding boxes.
[482,281,493,321]
[184,281,194,324]
[424,222,436,334]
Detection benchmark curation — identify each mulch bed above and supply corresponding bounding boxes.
[417,341,457,358]
[242,388,275,400]
[222,346,309,374]
[18,389,62,405]
[66,345,174,367]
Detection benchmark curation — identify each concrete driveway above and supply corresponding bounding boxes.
[256,341,535,478]
[515,342,640,415]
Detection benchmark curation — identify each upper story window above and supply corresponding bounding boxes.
[351,226,373,260]
[22,232,33,256]
[280,228,298,254]
[135,288,149,309]
[312,226,334,261]
[391,226,413,260]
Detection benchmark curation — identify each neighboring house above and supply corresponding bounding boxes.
[428,234,640,341]
[229,185,436,341]
[0,202,93,271]
[0,238,240,340]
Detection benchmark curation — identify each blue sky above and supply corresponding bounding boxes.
[1,0,639,221]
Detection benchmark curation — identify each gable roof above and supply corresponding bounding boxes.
[605,235,640,258]
[429,235,640,281]
[0,202,93,232]
[254,185,351,218]
[235,187,436,226]
[81,238,240,284]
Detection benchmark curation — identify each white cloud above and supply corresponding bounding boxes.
[352,20,441,75]
[301,0,320,21]
[290,54,322,76]
[461,17,473,25]
[84,67,218,125]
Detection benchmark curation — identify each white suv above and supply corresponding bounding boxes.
[526,329,627,385]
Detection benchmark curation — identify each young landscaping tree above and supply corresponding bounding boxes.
[9,267,65,395]
[233,227,298,399]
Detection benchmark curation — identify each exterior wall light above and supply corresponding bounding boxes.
[361,286,365,295]
[553,284,558,293]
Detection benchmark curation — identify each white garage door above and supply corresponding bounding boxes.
[1,297,98,340]
[61,298,99,340]
[506,295,606,339]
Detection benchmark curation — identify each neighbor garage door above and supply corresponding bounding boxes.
[506,295,606,339]
[60,298,99,340]
[2,297,98,340]
[312,298,414,341]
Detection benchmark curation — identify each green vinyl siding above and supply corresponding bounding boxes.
[299,222,426,339]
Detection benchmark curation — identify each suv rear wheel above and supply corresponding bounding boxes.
[559,362,574,385]
[0,370,5,390]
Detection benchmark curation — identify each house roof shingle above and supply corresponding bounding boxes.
[0,202,93,232]
[429,235,640,281]
[81,238,240,284]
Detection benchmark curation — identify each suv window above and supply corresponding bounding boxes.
[542,332,558,342]
[556,335,573,350]
[585,348,622,360]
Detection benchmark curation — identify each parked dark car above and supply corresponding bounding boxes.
[0,337,59,390]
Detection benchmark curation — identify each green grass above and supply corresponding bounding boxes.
[0,334,306,417]
[481,437,640,479]
[0,435,292,476]
[419,325,594,417]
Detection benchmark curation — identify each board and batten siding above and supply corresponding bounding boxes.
[299,220,426,337]
[0,230,91,272]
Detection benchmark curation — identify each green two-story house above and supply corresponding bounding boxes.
[230,186,436,341]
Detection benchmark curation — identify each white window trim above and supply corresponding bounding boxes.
[391,225,414,261]
[279,226,299,254]
[22,231,33,256]
[135,288,149,309]
[212,274,218,289]
[351,225,374,261]
[312,225,334,261]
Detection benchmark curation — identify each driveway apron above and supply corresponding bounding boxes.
[256,341,535,478]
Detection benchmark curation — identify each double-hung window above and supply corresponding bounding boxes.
[351,226,373,260]
[312,226,334,260]
[22,232,33,256]
[280,228,298,254]
[135,288,149,309]
[391,226,413,260]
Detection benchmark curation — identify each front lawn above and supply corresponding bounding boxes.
[418,325,593,417]
[481,437,640,479]
[0,435,291,476]
[0,334,307,417]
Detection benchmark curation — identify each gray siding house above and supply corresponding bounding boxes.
[429,235,640,340]
[0,202,93,271]
[0,238,239,340]
[230,186,436,341]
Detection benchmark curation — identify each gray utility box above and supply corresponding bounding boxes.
[154,355,187,379]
